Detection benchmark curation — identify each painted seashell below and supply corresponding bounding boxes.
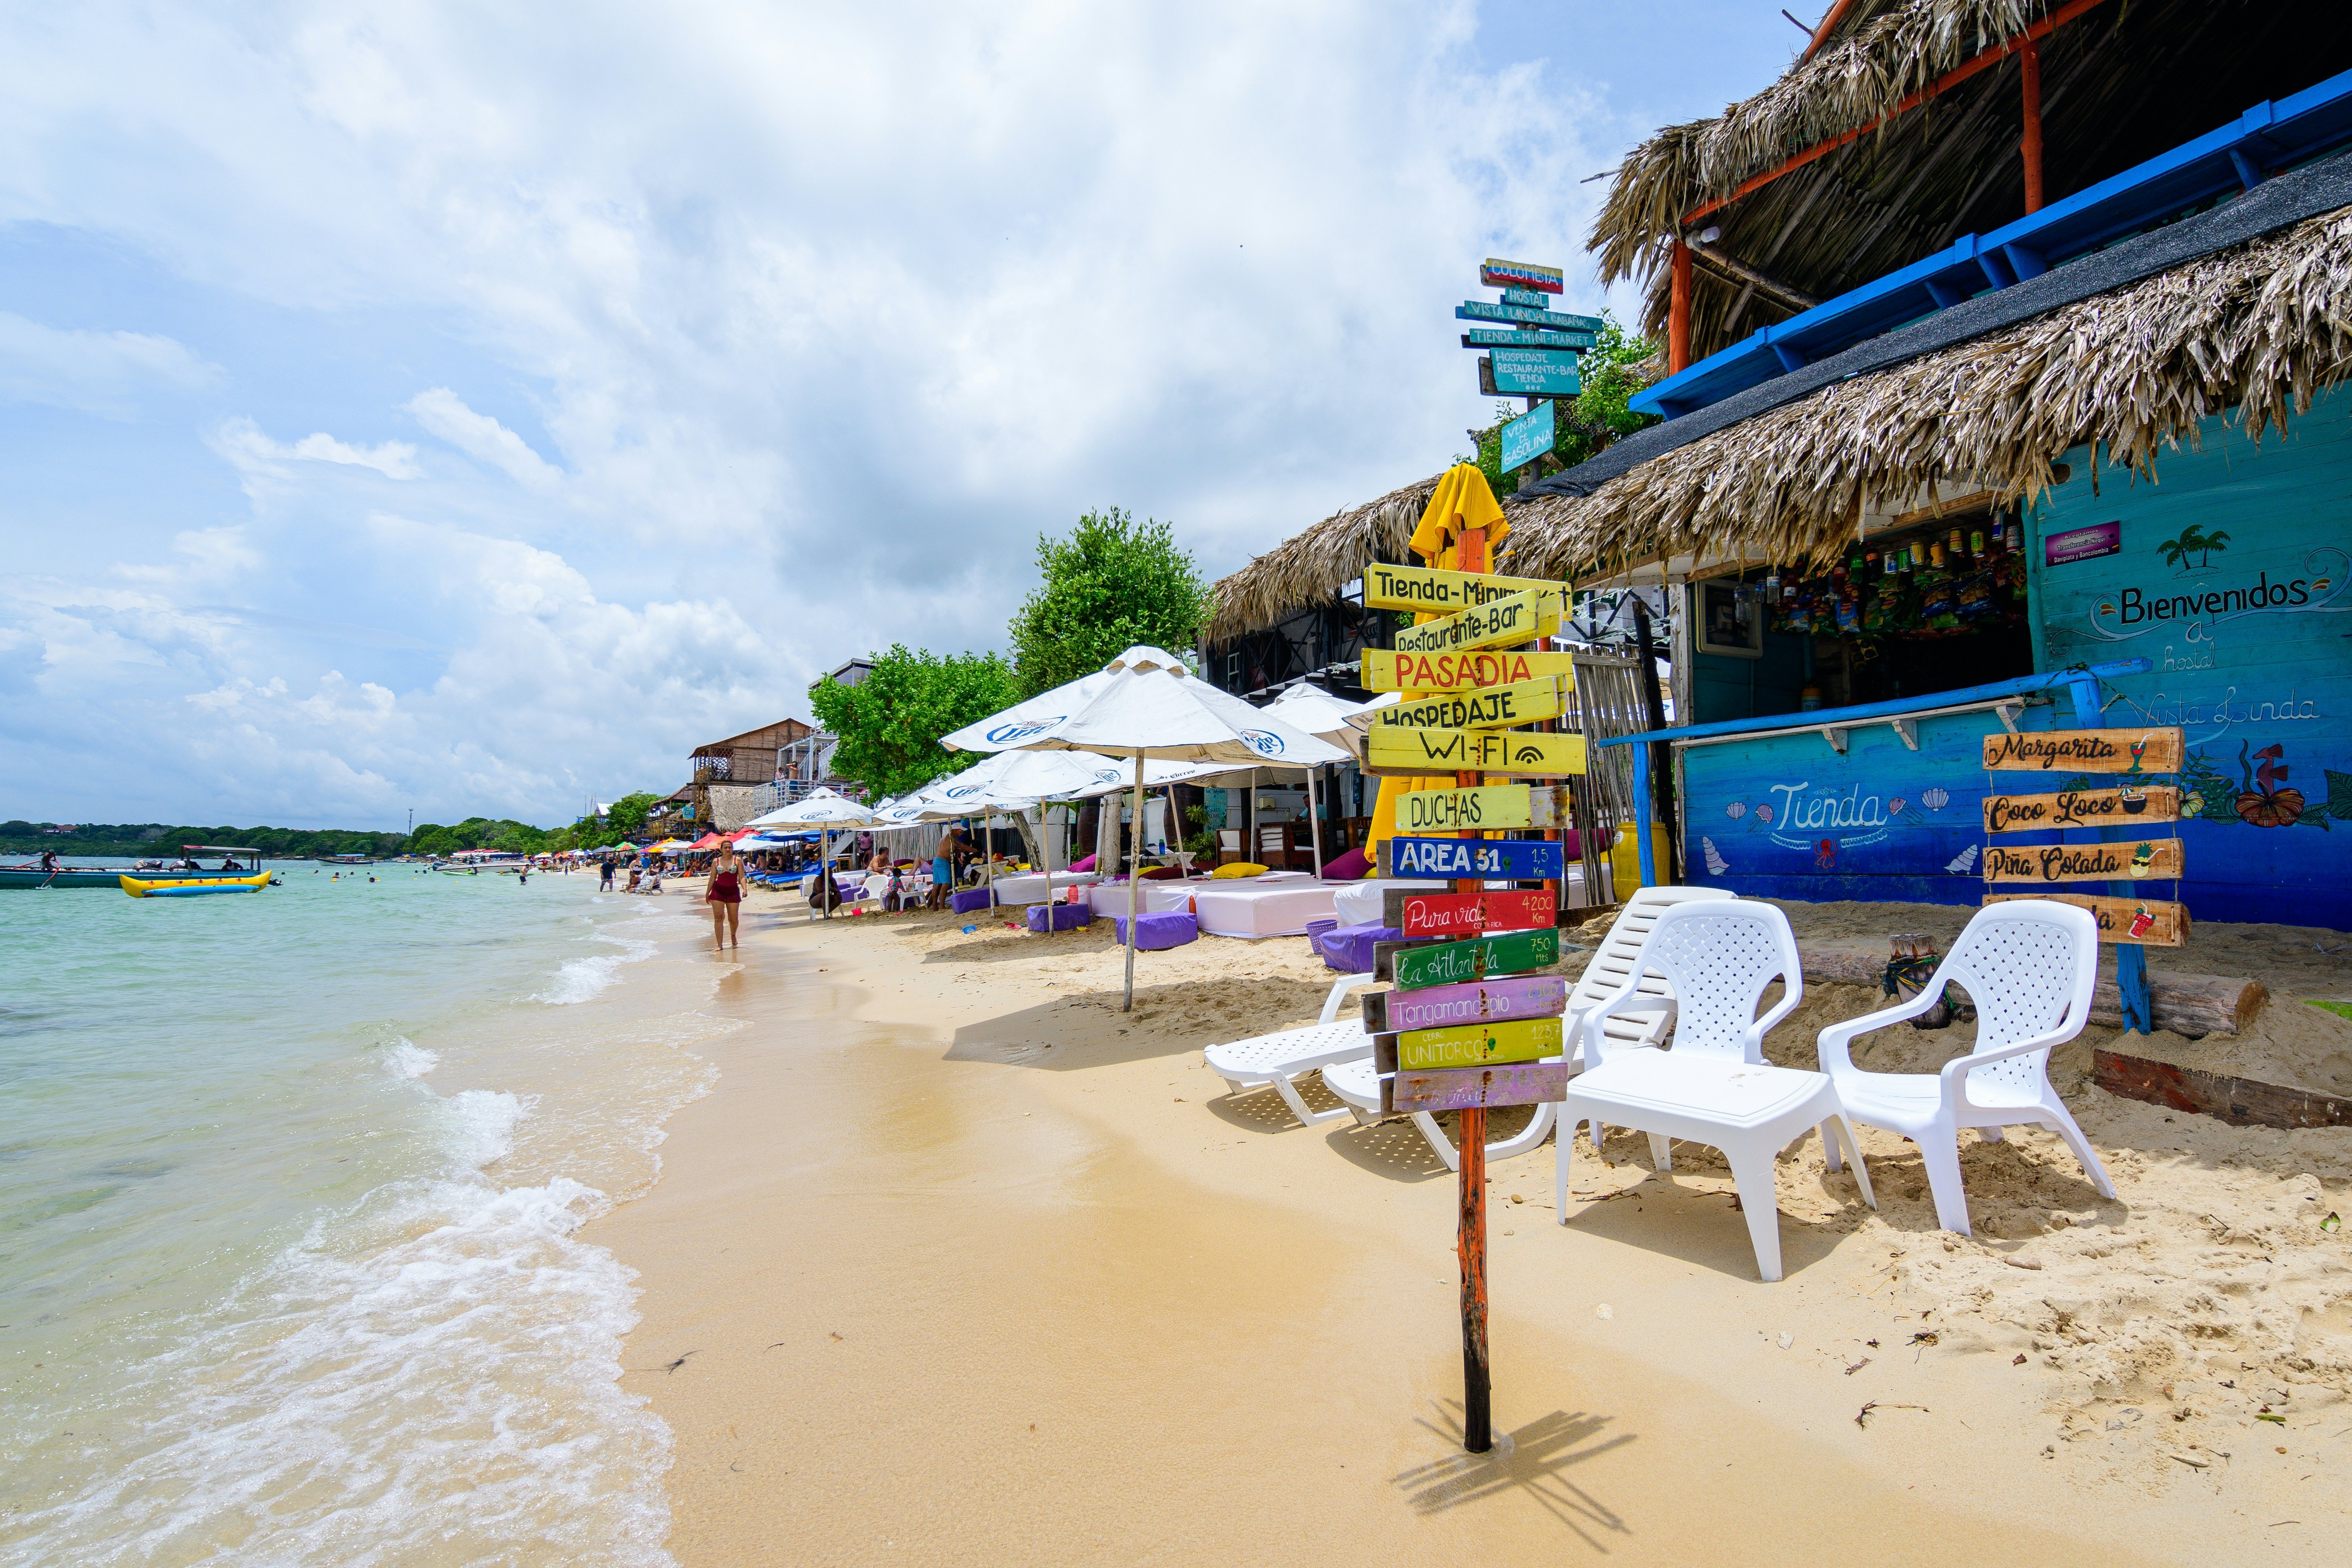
[1725,801,1746,819]
[1920,787,1949,811]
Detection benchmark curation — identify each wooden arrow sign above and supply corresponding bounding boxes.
[1383,887,1556,936]
[1362,562,1568,618]
[1365,725,1587,778]
[1396,784,1563,833]
[1362,975,1568,1034]
[1982,892,2189,946]
[1982,838,2186,883]
[1374,676,1566,732]
[1361,648,1580,694]
[1392,927,1561,990]
[1982,727,2183,773]
[1386,1060,1575,1113]
[1390,591,1558,657]
[1375,1015,1565,1073]
[1982,785,2181,834]
[1378,836,1566,882]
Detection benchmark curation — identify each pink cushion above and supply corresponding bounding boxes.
[1323,846,1370,880]
[1069,853,1097,872]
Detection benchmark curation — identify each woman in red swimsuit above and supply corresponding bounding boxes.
[706,838,744,950]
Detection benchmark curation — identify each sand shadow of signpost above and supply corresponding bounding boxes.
[1395,1402,1635,1549]
[944,975,1339,1071]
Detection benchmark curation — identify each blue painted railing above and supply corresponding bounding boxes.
[1632,65,2352,419]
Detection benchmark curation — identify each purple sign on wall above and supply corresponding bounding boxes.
[2045,520,2121,566]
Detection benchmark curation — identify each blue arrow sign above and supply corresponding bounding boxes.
[1499,400,1556,472]
[1491,348,1581,396]
[1462,327,1596,351]
[1458,301,1605,333]
[1386,835,1566,881]
[1498,286,1554,308]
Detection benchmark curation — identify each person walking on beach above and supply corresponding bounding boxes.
[599,856,614,890]
[927,827,959,911]
[706,838,743,949]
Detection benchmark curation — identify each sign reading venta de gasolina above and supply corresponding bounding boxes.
[1391,590,1555,657]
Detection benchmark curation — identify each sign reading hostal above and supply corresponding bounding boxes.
[1365,724,1587,778]
[1375,676,1565,732]
[1982,727,2184,773]
[1361,647,1579,694]
[1390,590,1555,656]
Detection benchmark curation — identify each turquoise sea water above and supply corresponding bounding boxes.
[0,865,726,1566]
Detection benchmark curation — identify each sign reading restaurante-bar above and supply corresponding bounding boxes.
[1375,675,1565,733]
[1361,647,1579,694]
[1390,590,1554,657]
[1982,727,2184,773]
[1365,724,1587,778]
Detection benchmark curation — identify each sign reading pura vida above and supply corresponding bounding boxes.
[1361,647,1578,694]
[1981,727,2184,773]
[1391,590,1556,656]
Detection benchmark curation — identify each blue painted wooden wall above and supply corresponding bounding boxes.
[1677,388,2352,929]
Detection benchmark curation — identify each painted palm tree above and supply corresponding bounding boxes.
[2158,525,2232,569]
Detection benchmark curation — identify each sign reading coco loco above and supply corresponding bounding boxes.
[1983,785,2181,833]
[1396,784,1564,833]
[1375,675,1565,732]
[1982,838,2186,883]
[1361,647,1579,694]
[1365,725,1587,777]
[1391,590,1556,656]
[1982,727,2183,773]
[1361,562,1568,618]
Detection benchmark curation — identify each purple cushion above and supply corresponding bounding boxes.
[1026,901,1092,932]
[949,889,994,913]
[1323,846,1371,880]
[1304,917,1339,945]
[1316,922,1400,974]
[1113,910,1198,950]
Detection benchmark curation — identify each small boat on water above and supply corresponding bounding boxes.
[438,852,531,877]
[3,844,268,890]
[120,870,274,897]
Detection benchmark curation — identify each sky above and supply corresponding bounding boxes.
[0,2,1804,830]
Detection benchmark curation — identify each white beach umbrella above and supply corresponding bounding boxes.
[746,787,883,918]
[1261,683,1383,876]
[944,646,1348,1009]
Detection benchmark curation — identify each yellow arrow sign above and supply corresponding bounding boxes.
[1365,725,1587,777]
[1361,647,1579,694]
[1394,784,1565,833]
[1390,590,1557,657]
[1363,562,1568,618]
[1374,675,1565,732]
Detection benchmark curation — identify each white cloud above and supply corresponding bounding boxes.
[212,416,421,482]
[0,310,218,418]
[406,387,563,490]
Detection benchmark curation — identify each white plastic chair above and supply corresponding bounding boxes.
[1814,899,2112,1236]
[1557,898,1876,1282]
[1203,973,1383,1127]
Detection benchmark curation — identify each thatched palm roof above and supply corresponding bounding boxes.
[1595,0,2350,363]
[1205,475,1437,643]
[1505,202,2352,582]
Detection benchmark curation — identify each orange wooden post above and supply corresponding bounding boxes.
[1451,523,1492,1454]
[1668,241,1693,376]
[2021,39,2044,214]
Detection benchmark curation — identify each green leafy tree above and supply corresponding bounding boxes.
[1007,508,1214,696]
[809,644,1024,800]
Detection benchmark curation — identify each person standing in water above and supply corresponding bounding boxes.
[706,836,744,950]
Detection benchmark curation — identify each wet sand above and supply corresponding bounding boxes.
[594,891,2350,1564]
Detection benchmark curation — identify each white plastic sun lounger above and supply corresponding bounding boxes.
[1202,972,1383,1127]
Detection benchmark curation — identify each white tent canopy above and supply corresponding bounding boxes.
[746,787,882,828]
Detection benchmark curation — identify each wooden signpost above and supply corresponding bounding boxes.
[1982,838,2186,883]
[1462,326,1597,352]
[1390,590,1557,657]
[1378,836,1567,882]
[1980,727,2185,773]
[1389,1060,1576,1114]
[1374,675,1566,733]
[1396,783,1564,833]
[1389,925,1561,989]
[1364,725,1587,778]
[1361,975,1568,1034]
[1362,561,1569,618]
[1492,349,1581,398]
[1982,785,2181,833]
[1360,647,1579,694]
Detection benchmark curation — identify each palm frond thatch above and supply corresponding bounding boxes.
[1505,205,2352,582]
[1205,475,1439,643]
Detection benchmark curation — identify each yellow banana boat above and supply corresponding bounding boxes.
[120,870,274,897]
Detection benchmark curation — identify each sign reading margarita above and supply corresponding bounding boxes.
[1391,590,1554,657]
[1982,727,2183,773]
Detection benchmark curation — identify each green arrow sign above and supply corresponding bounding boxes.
[1392,927,1561,991]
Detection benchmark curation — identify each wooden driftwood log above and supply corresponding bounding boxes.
[2094,1051,2352,1130]
[1794,939,2267,1039]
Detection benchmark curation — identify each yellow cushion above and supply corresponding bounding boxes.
[1211,862,1269,879]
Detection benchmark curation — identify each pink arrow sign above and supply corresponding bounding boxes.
[1362,975,1568,1035]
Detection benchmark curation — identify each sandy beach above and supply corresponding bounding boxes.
[593,884,2352,1564]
